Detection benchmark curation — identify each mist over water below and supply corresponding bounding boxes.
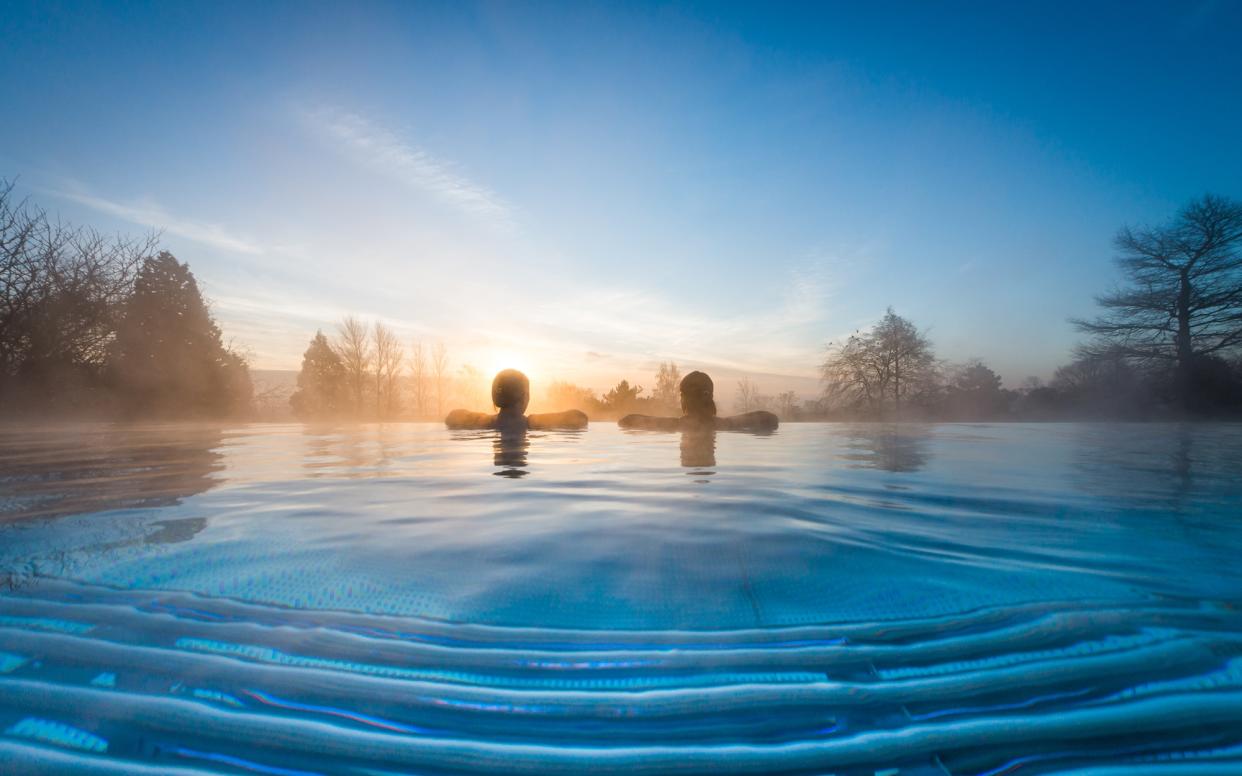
[1,422,1241,773]
[6,422,1239,621]
[4,1,1242,772]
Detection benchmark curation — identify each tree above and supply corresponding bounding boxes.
[109,252,251,417]
[653,362,681,411]
[600,379,644,413]
[432,341,449,417]
[456,363,485,409]
[546,381,598,414]
[1051,349,1151,417]
[1,179,154,409]
[952,360,1002,394]
[1019,376,1043,394]
[372,321,403,419]
[945,359,1009,419]
[290,330,345,419]
[334,316,371,415]
[821,308,936,418]
[776,390,800,420]
[1074,194,1242,408]
[734,377,767,413]
[409,341,429,417]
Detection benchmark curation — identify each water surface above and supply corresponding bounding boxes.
[1,422,1240,774]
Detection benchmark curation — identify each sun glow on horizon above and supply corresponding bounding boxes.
[484,350,540,387]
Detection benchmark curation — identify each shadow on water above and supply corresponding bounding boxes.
[841,424,932,472]
[0,423,225,523]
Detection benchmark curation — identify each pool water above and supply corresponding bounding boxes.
[0,422,1240,774]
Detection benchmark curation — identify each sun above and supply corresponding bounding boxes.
[484,350,537,384]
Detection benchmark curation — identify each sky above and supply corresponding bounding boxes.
[3,1,1241,398]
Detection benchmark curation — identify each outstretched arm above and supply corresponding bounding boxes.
[618,414,681,431]
[717,411,779,432]
[528,409,588,430]
[445,409,498,429]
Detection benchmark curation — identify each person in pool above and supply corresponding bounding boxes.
[618,371,779,432]
[445,369,589,431]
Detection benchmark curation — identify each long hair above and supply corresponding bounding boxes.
[679,371,716,418]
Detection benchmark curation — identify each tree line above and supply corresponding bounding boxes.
[290,325,691,421]
[0,181,251,418]
[289,318,457,420]
[820,194,1242,420]
[6,178,1238,423]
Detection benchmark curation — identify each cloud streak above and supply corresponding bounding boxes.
[51,186,264,255]
[305,105,512,226]
[526,259,845,383]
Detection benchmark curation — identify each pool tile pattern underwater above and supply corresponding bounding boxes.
[1,423,1241,773]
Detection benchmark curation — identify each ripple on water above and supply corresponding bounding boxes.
[0,422,1240,773]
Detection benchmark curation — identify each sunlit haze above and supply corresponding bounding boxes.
[3,1,1240,396]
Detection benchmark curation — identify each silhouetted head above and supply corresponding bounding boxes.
[680,371,716,419]
[492,369,530,414]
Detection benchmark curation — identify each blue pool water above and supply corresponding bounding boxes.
[0,422,1240,774]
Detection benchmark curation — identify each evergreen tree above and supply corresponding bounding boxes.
[290,330,346,418]
[601,379,647,414]
[946,360,1009,418]
[109,252,251,416]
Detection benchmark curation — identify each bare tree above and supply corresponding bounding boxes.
[821,333,880,412]
[432,341,449,417]
[334,315,371,415]
[456,363,485,409]
[653,361,681,411]
[372,322,403,419]
[1073,194,1242,404]
[821,308,936,418]
[1,179,156,404]
[776,390,799,420]
[1019,376,1043,395]
[734,377,765,413]
[409,341,428,418]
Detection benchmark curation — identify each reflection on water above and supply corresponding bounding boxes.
[0,424,224,523]
[680,428,716,474]
[300,424,408,479]
[1,423,1241,774]
[842,423,931,472]
[493,429,529,478]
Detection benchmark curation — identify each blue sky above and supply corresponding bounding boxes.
[3,1,1240,396]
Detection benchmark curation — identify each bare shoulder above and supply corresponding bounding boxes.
[445,409,497,429]
[528,410,588,430]
[618,414,680,431]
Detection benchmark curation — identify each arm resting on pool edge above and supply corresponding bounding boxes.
[528,410,588,430]
[445,409,498,429]
[618,414,681,431]
[716,411,779,432]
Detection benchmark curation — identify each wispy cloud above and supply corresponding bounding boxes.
[51,185,264,255]
[526,258,846,382]
[304,105,512,226]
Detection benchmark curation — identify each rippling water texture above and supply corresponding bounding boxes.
[1,422,1240,774]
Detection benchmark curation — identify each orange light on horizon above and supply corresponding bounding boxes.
[484,350,539,385]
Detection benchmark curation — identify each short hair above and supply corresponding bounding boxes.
[680,371,716,418]
[492,369,530,412]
